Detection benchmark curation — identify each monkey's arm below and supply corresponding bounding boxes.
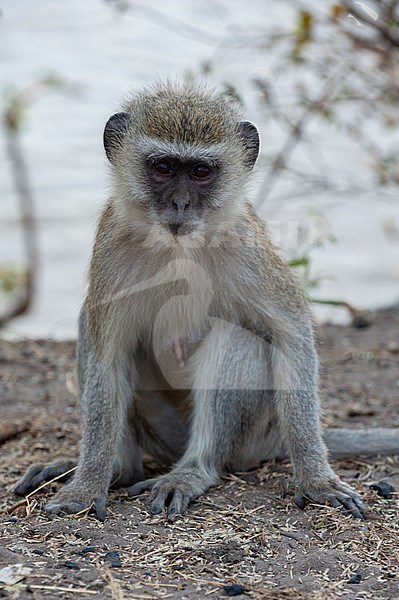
[237,209,365,516]
[269,317,365,518]
[43,303,137,521]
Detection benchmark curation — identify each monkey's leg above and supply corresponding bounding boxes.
[128,320,271,519]
[273,320,364,519]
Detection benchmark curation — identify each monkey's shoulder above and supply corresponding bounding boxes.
[231,203,308,312]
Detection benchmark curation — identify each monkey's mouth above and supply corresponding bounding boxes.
[164,222,197,237]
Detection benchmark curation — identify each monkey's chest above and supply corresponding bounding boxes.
[133,258,216,339]
[148,294,210,354]
[131,255,233,383]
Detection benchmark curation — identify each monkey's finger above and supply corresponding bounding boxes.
[294,491,308,510]
[28,463,75,493]
[341,489,364,513]
[127,479,157,497]
[353,496,365,511]
[333,482,365,512]
[13,465,47,496]
[14,461,75,496]
[14,462,76,496]
[295,491,343,512]
[149,489,169,514]
[338,496,365,520]
[167,490,184,518]
[93,497,107,522]
[45,498,89,517]
[326,497,342,510]
[167,490,192,520]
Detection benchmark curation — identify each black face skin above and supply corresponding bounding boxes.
[145,156,219,236]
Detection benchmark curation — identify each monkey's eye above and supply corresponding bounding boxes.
[154,161,174,176]
[191,164,212,180]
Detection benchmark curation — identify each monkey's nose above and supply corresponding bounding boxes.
[172,196,190,211]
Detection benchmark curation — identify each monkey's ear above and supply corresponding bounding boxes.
[236,121,260,170]
[103,112,132,165]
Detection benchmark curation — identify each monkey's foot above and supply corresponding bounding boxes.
[13,459,76,496]
[44,485,108,522]
[295,478,364,520]
[127,468,214,520]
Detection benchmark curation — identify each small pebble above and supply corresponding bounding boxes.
[370,481,395,499]
[105,551,122,568]
[65,561,80,570]
[223,584,246,596]
[79,547,96,555]
[348,573,361,584]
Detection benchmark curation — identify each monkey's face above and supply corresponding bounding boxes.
[103,85,260,239]
[143,154,220,236]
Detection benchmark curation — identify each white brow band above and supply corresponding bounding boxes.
[137,136,229,162]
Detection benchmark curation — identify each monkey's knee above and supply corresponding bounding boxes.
[194,318,271,391]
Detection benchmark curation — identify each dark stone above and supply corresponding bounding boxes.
[223,584,246,596]
[65,561,80,570]
[370,481,395,499]
[79,546,96,555]
[348,573,362,584]
[105,550,122,568]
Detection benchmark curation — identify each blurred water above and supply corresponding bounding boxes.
[0,0,398,338]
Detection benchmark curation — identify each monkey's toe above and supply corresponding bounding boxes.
[295,479,365,520]
[45,498,89,516]
[127,469,213,519]
[44,488,107,521]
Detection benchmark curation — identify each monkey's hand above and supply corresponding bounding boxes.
[44,483,108,522]
[13,459,76,496]
[294,477,364,520]
[127,468,214,520]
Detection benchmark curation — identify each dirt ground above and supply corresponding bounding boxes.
[0,305,398,599]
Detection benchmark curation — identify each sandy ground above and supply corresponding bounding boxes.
[0,305,398,599]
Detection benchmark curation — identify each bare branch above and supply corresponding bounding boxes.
[342,0,399,49]
[255,66,350,206]
[0,98,39,327]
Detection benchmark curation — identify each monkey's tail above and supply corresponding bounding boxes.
[323,428,399,458]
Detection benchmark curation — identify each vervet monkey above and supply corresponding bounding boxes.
[14,81,399,521]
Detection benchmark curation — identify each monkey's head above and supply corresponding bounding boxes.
[104,81,259,239]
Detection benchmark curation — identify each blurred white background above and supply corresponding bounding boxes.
[0,0,398,338]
